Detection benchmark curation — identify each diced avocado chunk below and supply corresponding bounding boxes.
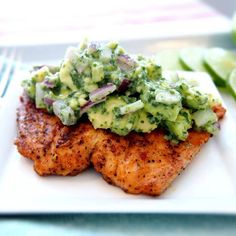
[60,59,77,90]
[84,82,99,93]
[143,102,181,122]
[83,77,98,93]
[68,92,88,110]
[111,112,138,136]
[31,66,50,83]
[140,82,182,121]
[53,100,77,126]
[133,110,158,133]
[68,98,80,110]
[106,41,118,50]
[88,96,126,129]
[88,96,139,135]
[22,79,36,99]
[178,83,209,109]
[91,62,104,82]
[146,61,162,80]
[166,109,192,141]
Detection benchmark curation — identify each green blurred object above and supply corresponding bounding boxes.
[204,48,236,87]
[156,50,188,71]
[228,68,236,99]
[179,48,208,72]
[232,12,236,44]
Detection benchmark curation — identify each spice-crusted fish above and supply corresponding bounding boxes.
[15,95,98,176]
[15,95,225,195]
[91,105,225,196]
[91,129,210,195]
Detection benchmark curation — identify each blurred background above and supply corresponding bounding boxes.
[0,0,235,45]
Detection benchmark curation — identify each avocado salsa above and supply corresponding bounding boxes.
[22,39,220,142]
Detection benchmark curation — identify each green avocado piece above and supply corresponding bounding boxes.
[166,109,192,141]
[59,59,77,90]
[111,112,138,136]
[88,96,126,129]
[133,110,158,133]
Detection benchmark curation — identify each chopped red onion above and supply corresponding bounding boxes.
[88,42,100,54]
[215,122,221,130]
[44,97,54,106]
[33,65,45,71]
[117,54,136,72]
[89,83,116,102]
[118,78,130,93]
[33,65,59,73]
[43,79,55,88]
[80,99,106,115]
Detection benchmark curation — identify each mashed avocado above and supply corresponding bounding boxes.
[22,39,220,141]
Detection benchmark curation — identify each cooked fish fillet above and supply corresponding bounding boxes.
[15,95,225,195]
[91,105,225,196]
[15,95,98,176]
[91,129,210,195]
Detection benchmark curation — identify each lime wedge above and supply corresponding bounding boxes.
[156,50,187,71]
[228,68,236,99]
[204,48,236,87]
[232,12,236,44]
[179,48,207,72]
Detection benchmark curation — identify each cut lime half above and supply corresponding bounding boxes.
[232,12,236,44]
[228,68,236,99]
[204,48,236,87]
[179,48,207,72]
[156,50,188,71]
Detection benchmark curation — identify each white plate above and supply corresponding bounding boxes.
[1,58,236,214]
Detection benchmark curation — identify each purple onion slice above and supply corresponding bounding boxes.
[43,79,55,88]
[89,83,116,102]
[80,99,106,116]
[44,97,55,106]
[118,78,130,93]
[117,54,136,72]
[88,42,100,54]
[214,122,221,130]
[33,65,59,73]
